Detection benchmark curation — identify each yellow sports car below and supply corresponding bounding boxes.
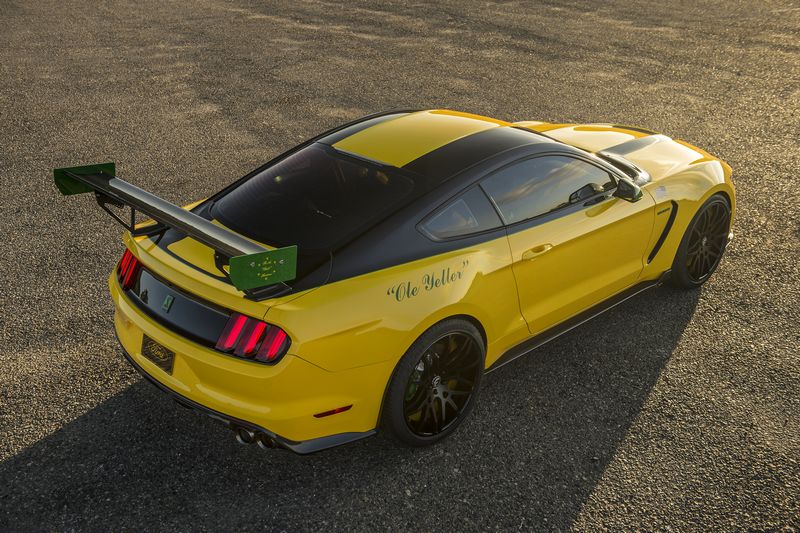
[55,109,735,453]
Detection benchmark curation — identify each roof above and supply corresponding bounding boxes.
[330,109,510,167]
[318,109,553,182]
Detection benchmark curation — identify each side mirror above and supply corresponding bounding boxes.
[569,183,605,204]
[614,177,643,202]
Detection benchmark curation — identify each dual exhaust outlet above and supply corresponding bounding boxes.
[233,425,281,449]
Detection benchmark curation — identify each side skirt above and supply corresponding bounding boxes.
[486,271,670,373]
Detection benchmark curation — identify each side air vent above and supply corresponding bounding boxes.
[648,201,678,264]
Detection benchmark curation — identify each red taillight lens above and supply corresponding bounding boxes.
[256,327,289,363]
[234,320,267,357]
[117,249,140,291]
[117,250,132,275]
[215,313,248,351]
[215,313,290,364]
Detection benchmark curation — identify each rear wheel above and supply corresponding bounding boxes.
[671,194,731,288]
[382,319,484,447]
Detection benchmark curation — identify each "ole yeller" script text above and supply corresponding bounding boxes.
[386,260,469,302]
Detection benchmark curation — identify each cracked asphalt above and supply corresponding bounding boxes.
[1,0,798,530]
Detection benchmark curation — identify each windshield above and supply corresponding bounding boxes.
[211,144,416,251]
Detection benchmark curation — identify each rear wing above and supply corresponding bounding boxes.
[54,162,297,292]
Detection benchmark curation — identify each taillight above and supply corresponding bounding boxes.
[215,313,290,364]
[117,249,141,291]
[215,313,248,352]
[256,328,288,362]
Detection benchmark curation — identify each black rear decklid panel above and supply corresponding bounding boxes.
[128,268,230,348]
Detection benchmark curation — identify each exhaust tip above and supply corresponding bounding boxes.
[232,426,283,450]
[257,433,278,449]
[234,427,256,445]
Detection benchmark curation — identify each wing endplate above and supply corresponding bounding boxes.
[54,162,116,195]
[229,246,298,290]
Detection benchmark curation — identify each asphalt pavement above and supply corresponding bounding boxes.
[0,0,798,530]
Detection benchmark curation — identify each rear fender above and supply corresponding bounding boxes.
[265,236,527,373]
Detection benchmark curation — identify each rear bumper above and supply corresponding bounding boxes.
[110,273,388,453]
[118,342,374,454]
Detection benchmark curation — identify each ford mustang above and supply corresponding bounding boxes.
[55,109,735,453]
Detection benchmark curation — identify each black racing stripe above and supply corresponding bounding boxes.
[402,126,550,178]
[611,124,659,135]
[317,110,415,145]
[604,134,666,156]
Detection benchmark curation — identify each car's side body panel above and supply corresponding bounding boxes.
[265,234,528,372]
[507,192,656,335]
[638,159,734,280]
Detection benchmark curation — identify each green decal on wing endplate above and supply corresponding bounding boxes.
[53,162,115,195]
[228,245,298,290]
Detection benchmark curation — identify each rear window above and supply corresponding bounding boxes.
[211,144,415,251]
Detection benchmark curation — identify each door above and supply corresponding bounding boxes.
[480,154,655,335]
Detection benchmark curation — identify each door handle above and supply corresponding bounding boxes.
[521,243,553,261]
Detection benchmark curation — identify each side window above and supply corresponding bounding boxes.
[480,156,615,224]
[421,187,502,240]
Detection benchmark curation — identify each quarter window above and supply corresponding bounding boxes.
[480,156,615,224]
[421,187,502,240]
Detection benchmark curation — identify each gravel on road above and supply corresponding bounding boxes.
[0,1,798,530]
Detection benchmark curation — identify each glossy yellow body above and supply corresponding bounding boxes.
[507,194,655,333]
[112,111,735,446]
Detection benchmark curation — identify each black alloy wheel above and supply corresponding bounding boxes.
[382,319,484,446]
[672,194,731,288]
[403,332,481,436]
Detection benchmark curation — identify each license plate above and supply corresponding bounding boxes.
[141,335,175,374]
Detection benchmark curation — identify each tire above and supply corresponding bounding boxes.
[670,194,731,289]
[381,318,485,447]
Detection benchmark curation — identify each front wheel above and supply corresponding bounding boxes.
[381,319,485,447]
[670,194,731,288]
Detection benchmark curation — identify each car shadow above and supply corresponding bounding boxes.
[0,287,699,531]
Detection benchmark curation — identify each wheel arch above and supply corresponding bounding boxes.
[392,312,488,382]
[377,312,487,437]
[445,313,488,353]
[641,162,735,278]
[714,189,733,209]
[375,313,488,432]
[668,191,732,287]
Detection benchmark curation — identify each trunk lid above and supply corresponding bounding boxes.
[127,219,316,320]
